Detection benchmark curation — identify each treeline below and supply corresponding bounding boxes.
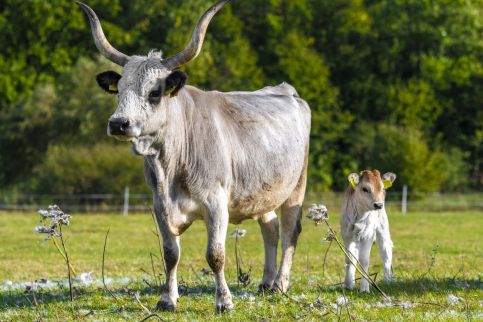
[0,0,481,194]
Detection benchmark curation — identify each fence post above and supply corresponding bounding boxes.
[123,186,129,216]
[401,184,408,214]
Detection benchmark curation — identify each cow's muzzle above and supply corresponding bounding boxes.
[374,202,384,210]
[108,117,131,136]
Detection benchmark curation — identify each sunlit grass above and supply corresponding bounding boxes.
[0,211,481,320]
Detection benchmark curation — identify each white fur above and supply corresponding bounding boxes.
[340,177,394,292]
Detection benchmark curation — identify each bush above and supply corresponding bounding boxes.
[31,143,149,195]
[351,124,449,193]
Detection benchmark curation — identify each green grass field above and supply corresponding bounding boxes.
[0,210,481,321]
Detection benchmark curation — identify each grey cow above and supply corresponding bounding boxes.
[78,0,311,312]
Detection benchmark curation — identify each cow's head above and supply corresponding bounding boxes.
[78,1,230,155]
[347,170,396,211]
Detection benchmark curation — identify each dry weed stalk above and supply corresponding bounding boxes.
[35,205,76,301]
[307,204,389,300]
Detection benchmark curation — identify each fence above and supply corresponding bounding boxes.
[0,188,481,214]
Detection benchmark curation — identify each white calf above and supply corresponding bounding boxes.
[340,169,396,292]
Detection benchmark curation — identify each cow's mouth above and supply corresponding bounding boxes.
[131,136,157,156]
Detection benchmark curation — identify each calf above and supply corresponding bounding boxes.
[340,170,396,292]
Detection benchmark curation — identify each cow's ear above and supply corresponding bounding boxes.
[164,71,187,97]
[96,71,122,94]
[348,173,360,189]
[382,172,396,189]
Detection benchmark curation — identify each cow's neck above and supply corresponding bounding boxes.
[144,92,201,235]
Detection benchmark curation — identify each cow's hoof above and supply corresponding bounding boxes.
[258,283,272,294]
[156,300,176,312]
[269,284,284,294]
[216,301,234,314]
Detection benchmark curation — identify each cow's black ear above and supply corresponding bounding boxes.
[164,71,187,97]
[96,71,122,94]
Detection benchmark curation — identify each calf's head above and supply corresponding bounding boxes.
[78,0,230,155]
[348,170,396,211]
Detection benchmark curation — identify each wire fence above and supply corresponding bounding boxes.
[0,189,481,214]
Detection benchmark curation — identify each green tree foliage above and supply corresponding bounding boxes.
[0,56,121,186]
[0,0,481,193]
[32,143,146,195]
[352,124,448,193]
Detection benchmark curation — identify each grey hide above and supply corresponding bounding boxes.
[79,1,311,313]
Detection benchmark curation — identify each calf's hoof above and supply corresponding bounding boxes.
[360,285,370,293]
[383,273,393,282]
[344,283,354,290]
[156,299,176,312]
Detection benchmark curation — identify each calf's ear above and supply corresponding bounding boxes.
[348,173,360,189]
[164,71,187,97]
[382,172,397,189]
[96,71,122,94]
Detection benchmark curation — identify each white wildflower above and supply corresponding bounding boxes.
[307,204,328,225]
[447,293,463,305]
[446,309,458,316]
[230,228,247,238]
[293,293,307,302]
[336,295,349,306]
[398,300,416,309]
[76,272,94,286]
[375,300,393,308]
[35,205,71,240]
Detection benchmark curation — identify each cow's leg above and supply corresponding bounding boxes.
[271,203,301,293]
[357,238,373,293]
[271,156,307,293]
[376,217,393,281]
[257,211,279,292]
[344,240,358,290]
[156,226,180,311]
[205,192,233,313]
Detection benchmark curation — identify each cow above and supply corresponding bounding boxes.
[78,0,311,312]
[340,170,396,292]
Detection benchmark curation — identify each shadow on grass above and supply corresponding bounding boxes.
[319,276,481,297]
[0,280,235,310]
[1,276,480,310]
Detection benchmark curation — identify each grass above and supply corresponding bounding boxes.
[0,210,481,321]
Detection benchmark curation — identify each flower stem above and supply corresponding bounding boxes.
[51,237,77,276]
[322,219,389,300]
[59,225,73,302]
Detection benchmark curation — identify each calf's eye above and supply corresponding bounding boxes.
[362,187,369,193]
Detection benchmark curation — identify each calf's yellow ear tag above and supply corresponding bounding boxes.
[383,180,392,189]
[349,177,357,189]
[108,84,118,92]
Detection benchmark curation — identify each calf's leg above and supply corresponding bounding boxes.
[357,238,373,292]
[257,211,279,292]
[344,240,358,290]
[376,216,393,281]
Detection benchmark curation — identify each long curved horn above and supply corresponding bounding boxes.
[163,0,231,70]
[77,2,130,66]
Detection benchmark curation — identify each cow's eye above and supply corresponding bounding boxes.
[148,89,162,104]
[362,187,369,193]
[149,90,161,98]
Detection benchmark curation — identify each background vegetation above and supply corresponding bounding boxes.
[0,0,482,194]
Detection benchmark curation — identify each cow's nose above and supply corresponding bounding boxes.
[109,118,130,135]
[374,202,383,210]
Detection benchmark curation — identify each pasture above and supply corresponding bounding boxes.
[0,210,481,321]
